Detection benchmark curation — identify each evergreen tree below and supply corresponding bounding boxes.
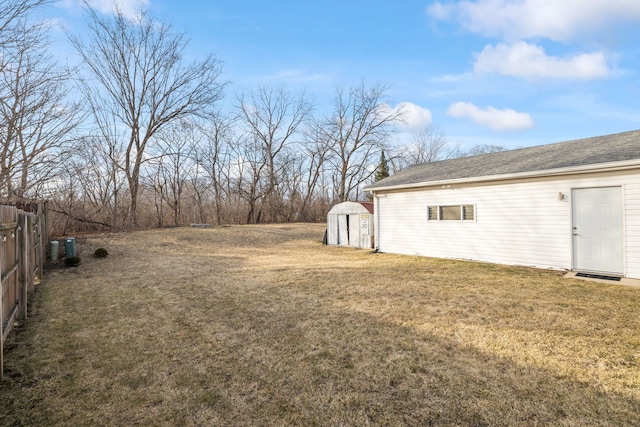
[374,150,390,182]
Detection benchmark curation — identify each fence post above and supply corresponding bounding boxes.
[37,212,43,284]
[27,216,34,294]
[34,216,39,285]
[40,202,49,261]
[0,205,13,381]
[18,214,28,320]
[1,219,4,381]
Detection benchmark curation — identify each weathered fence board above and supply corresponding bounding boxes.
[0,202,48,379]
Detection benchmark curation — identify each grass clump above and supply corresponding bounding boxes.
[94,248,109,258]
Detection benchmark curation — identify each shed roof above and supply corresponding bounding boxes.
[366,129,640,191]
[359,202,374,213]
[328,201,374,215]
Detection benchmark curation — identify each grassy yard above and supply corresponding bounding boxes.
[1,223,639,426]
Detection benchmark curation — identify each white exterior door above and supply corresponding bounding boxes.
[572,187,623,275]
[338,215,349,245]
[359,214,370,248]
[348,214,360,246]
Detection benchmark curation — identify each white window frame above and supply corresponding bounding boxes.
[427,204,476,222]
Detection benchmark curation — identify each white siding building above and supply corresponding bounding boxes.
[365,130,640,279]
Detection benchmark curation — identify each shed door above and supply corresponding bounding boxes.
[572,187,623,275]
[359,214,371,248]
[338,215,349,245]
[348,214,360,246]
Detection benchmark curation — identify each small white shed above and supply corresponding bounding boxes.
[326,201,374,248]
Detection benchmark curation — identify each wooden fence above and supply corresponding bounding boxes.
[0,202,48,379]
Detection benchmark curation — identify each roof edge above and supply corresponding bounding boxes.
[365,158,640,193]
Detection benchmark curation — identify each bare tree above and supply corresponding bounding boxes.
[194,111,234,225]
[232,133,268,224]
[323,82,403,202]
[391,127,450,172]
[296,123,333,220]
[68,136,126,228]
[0,0,49,68]
[186,161,210,225]
[152,121,199,226]
[465,144,506,156]
[146,155,168,227]
[236,86,312,222]
[0,0,79,201]
[69,4,226,227]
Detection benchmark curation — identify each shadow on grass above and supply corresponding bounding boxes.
[183,291,639,426]
[1,278,638,427]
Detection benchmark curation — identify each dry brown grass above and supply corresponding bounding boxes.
[1,223,639,426]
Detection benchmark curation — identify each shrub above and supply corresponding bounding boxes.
[94,248,109,258]
[64,256,81,267]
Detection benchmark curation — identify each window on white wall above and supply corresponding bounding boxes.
[427,205,476,221]
[440,205,461,220]
[462,205,474,220]
[427,206,438,221]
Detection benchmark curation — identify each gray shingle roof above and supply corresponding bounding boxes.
[366,129,640,191]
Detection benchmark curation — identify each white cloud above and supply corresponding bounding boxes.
[474,42,611,80]
[63,0,149,20]
[382,102,432,130]
[427,1,455,21]
[427,0,640,41]
[447,102,534,131]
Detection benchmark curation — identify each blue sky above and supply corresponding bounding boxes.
[53,0,640,150]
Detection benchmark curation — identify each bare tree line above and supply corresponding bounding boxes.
[0,0,79,203]
[1,0,502,234]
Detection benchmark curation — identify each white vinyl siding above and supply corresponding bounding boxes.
[624,183,640,278]
[375,169,640,278]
